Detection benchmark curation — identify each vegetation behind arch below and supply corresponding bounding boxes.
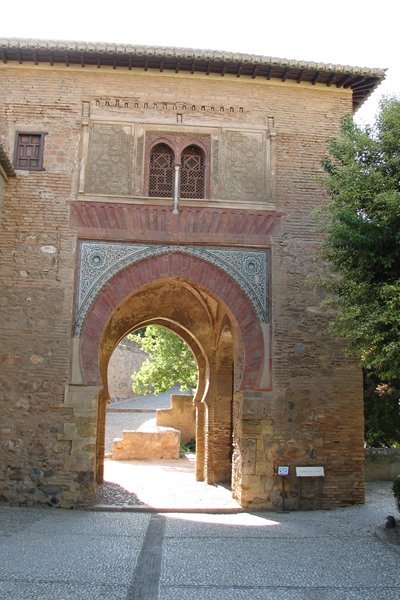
[128,325,198,395]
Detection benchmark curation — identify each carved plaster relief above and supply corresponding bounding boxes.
[85,124,133,195]
[221,130,265,202]
[75,242,269,335]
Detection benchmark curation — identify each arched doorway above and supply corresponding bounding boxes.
[73,250,268,505]
[94,278,236,492]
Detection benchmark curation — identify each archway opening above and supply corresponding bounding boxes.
[94,278,240,508]
[104,324,198,459]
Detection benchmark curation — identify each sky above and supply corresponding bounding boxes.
[1,0,399,125]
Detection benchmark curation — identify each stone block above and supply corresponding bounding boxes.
[61,422,78,440]
[111,426,181,460]
[241,438,257,475]
[156,394,195,443]
[242,419,262,435]
[63,385,100,417]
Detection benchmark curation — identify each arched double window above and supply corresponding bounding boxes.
[148,142,205,198]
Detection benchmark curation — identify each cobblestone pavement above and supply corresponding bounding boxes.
[0,483,399,599]
[105,386,184,453]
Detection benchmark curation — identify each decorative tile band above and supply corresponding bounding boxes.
[76,241,269,335]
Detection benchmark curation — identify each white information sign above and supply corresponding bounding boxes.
[277,466,289,476]
[296,466,324,477]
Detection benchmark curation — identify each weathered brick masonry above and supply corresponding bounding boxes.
[0,40,384,508]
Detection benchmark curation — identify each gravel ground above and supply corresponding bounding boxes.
[95,455,241,509]
[1,482,399,599]
[96,481,146,506]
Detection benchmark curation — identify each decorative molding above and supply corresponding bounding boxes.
[92,97,245,114]
[145,131,211,155]
[211,138,220,185]
[135,135,144,180]
[76,242,269,335]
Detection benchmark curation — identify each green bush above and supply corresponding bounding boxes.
[364,373,400,447]
[392,475,400,498]
[180,438,196,455]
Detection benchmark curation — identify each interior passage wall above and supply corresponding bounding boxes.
[107,339,148,402]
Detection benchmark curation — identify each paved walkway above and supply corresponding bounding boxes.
[109,386,183,411]
[0,482,399,599]
[100,455,241,509]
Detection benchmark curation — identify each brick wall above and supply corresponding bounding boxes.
[0,143,14,237]
[0,62,363,508]
[0,169,5,229]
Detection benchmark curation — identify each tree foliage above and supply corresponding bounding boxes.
[364,373,400,447]
[128,325,198,395]
[320,98,400,381]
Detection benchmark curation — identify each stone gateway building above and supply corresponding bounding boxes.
[0,39,385,509]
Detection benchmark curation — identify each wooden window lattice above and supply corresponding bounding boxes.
[14,133,44,170]
[148,142,206,198]
[180,145,205,199]
[148,143,174,197]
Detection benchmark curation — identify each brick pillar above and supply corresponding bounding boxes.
[212,349,233,483]
[96,387,108,483]
[195,401,205,481]
[203,347,234,484]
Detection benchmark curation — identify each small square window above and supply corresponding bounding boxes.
[13,132,45,170]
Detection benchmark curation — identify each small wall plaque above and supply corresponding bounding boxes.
[277,466,289,476]
[296,466,324,477]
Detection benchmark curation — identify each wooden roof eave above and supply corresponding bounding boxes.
[0,39,386,111]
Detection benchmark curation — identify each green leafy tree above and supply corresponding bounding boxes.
[128,325,198,395]
[320,98,400,381]
[364,373,400,447]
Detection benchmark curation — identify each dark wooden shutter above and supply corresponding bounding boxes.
[14,133,44,169]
